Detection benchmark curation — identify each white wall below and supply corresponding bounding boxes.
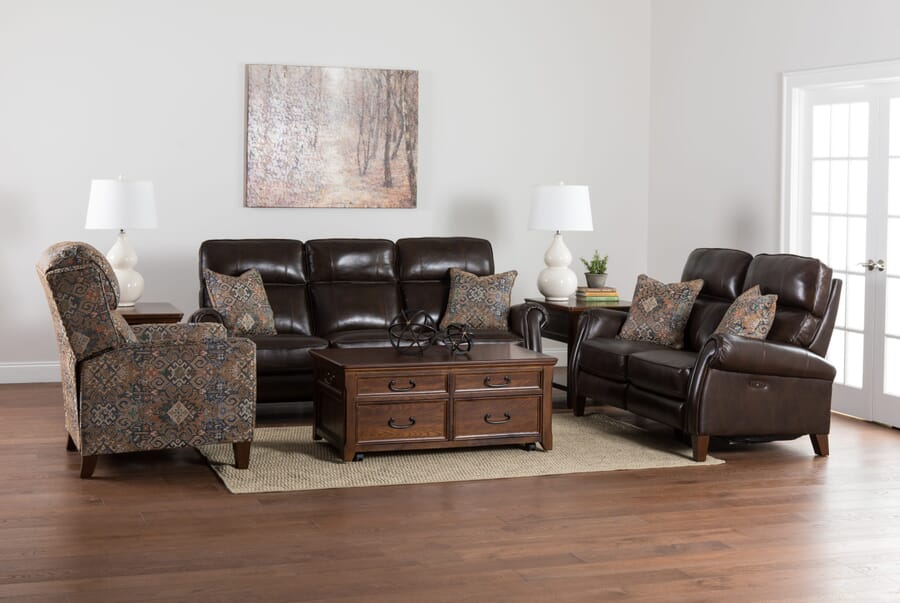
[648,0,900,279]
[0,0,650,381]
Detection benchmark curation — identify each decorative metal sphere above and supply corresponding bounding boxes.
[388,310,438,354]
[440,322,473,354]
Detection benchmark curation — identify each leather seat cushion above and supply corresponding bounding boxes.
[252,334,329,374]
[327,329,395,349]
[578,339,668,381]
[628,349,697,399]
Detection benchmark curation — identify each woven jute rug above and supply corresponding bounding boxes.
[199,413,723,494]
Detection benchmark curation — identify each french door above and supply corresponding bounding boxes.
[786,73,900,427]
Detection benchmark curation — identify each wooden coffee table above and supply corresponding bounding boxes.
[310,344,557,462]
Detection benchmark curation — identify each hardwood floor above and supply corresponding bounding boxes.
[2,383,900,602]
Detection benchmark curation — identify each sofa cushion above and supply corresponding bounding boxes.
[327,329,394,349]
[440,268,517,329]
[628,349,697,399]
[744,253,832,347]
[681,248,753,300]
[618,274,704,349]
[578,338,667,381]
[204,268,277,336]
[398,237,497,325]
[252,334,329,374]
[714,285,778,340]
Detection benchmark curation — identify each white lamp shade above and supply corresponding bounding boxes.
[528,184,593,232]
[85,179,158,230]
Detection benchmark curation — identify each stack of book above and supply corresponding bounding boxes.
[575,286,619,303]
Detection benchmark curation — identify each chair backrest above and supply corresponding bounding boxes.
[742,253,834,349]
[199,239,313,336]
[36,241,122,362]
[680,248,753,352]
[397,237,494,324]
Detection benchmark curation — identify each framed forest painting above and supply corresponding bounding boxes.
[245,64,418,208]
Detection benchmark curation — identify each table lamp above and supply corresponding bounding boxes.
[84,177,158,307]
[528,184,593,301]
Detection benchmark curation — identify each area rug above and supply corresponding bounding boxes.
[199,413,723,494]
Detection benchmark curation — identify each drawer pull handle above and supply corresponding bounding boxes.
[323,372,336,386]
[388,379,416,392]
[484,375,512,388]
[388,416,417,429]
[484,412,512,425]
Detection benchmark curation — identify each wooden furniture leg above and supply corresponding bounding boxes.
[66,434,77,451]
[810,434,829,456]
[80,455,98,479]
[573,395,587,417]
[691,435,710,462]
[233,442,251,469]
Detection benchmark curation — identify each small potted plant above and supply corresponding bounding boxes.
[581,251,608,288]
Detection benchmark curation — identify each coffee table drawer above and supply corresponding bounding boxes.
[453,397,540,439]
[356,373,448,397]
[454,369,542,395]
[357,401,447,443]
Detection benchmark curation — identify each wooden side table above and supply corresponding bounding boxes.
[117,302,184,326]
[525,297,630,392]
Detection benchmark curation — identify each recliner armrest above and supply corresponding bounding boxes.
[699,333,836,381]
[508,302,548,352]
[131,323,227,343]
[567,308,629,408]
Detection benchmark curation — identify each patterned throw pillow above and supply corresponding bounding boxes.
[439,268,517,330]
[204,268,277,336]
[714,285,778,340]
[617,274,704,349]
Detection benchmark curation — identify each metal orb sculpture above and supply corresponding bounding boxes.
[440,322,474,355]
[388,310,438,354]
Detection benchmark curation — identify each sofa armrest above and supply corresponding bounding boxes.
[188,307,226,325]
[698,333,836,381]
[78,338,256,456]
[508,302,548,352]
[567,308,629,408]
[131,322,227,343]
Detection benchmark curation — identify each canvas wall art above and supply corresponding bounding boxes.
[245,64,419,208]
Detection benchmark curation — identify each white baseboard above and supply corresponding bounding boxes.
[0,362,61,383]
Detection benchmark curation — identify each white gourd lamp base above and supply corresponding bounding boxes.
[107,230,144,307]
[537,231,577,301]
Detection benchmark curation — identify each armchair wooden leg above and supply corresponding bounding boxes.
[80,455,98,479]
[573,395,587,417]
[691,435,710,462]
[233,441,251,469]
[810,434,829,457]
[66,434,77,451]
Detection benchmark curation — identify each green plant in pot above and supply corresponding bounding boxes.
[581,251,608,288]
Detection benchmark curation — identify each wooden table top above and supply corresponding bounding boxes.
[525,297,631,313]
[310,343,557,369]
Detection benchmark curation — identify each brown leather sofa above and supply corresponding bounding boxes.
[192,237,548,404]
[568,248,842,461]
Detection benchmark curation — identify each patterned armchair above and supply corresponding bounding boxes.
[36,242,256,478]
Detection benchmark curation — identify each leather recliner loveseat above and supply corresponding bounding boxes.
[568,248,842,461]
[191,237,548,405]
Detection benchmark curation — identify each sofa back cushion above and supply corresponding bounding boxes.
[306,239,399,334]
[199,239,312,335]
[679,248,753,351]
[743,253,832,348]
[397,237,494,323]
